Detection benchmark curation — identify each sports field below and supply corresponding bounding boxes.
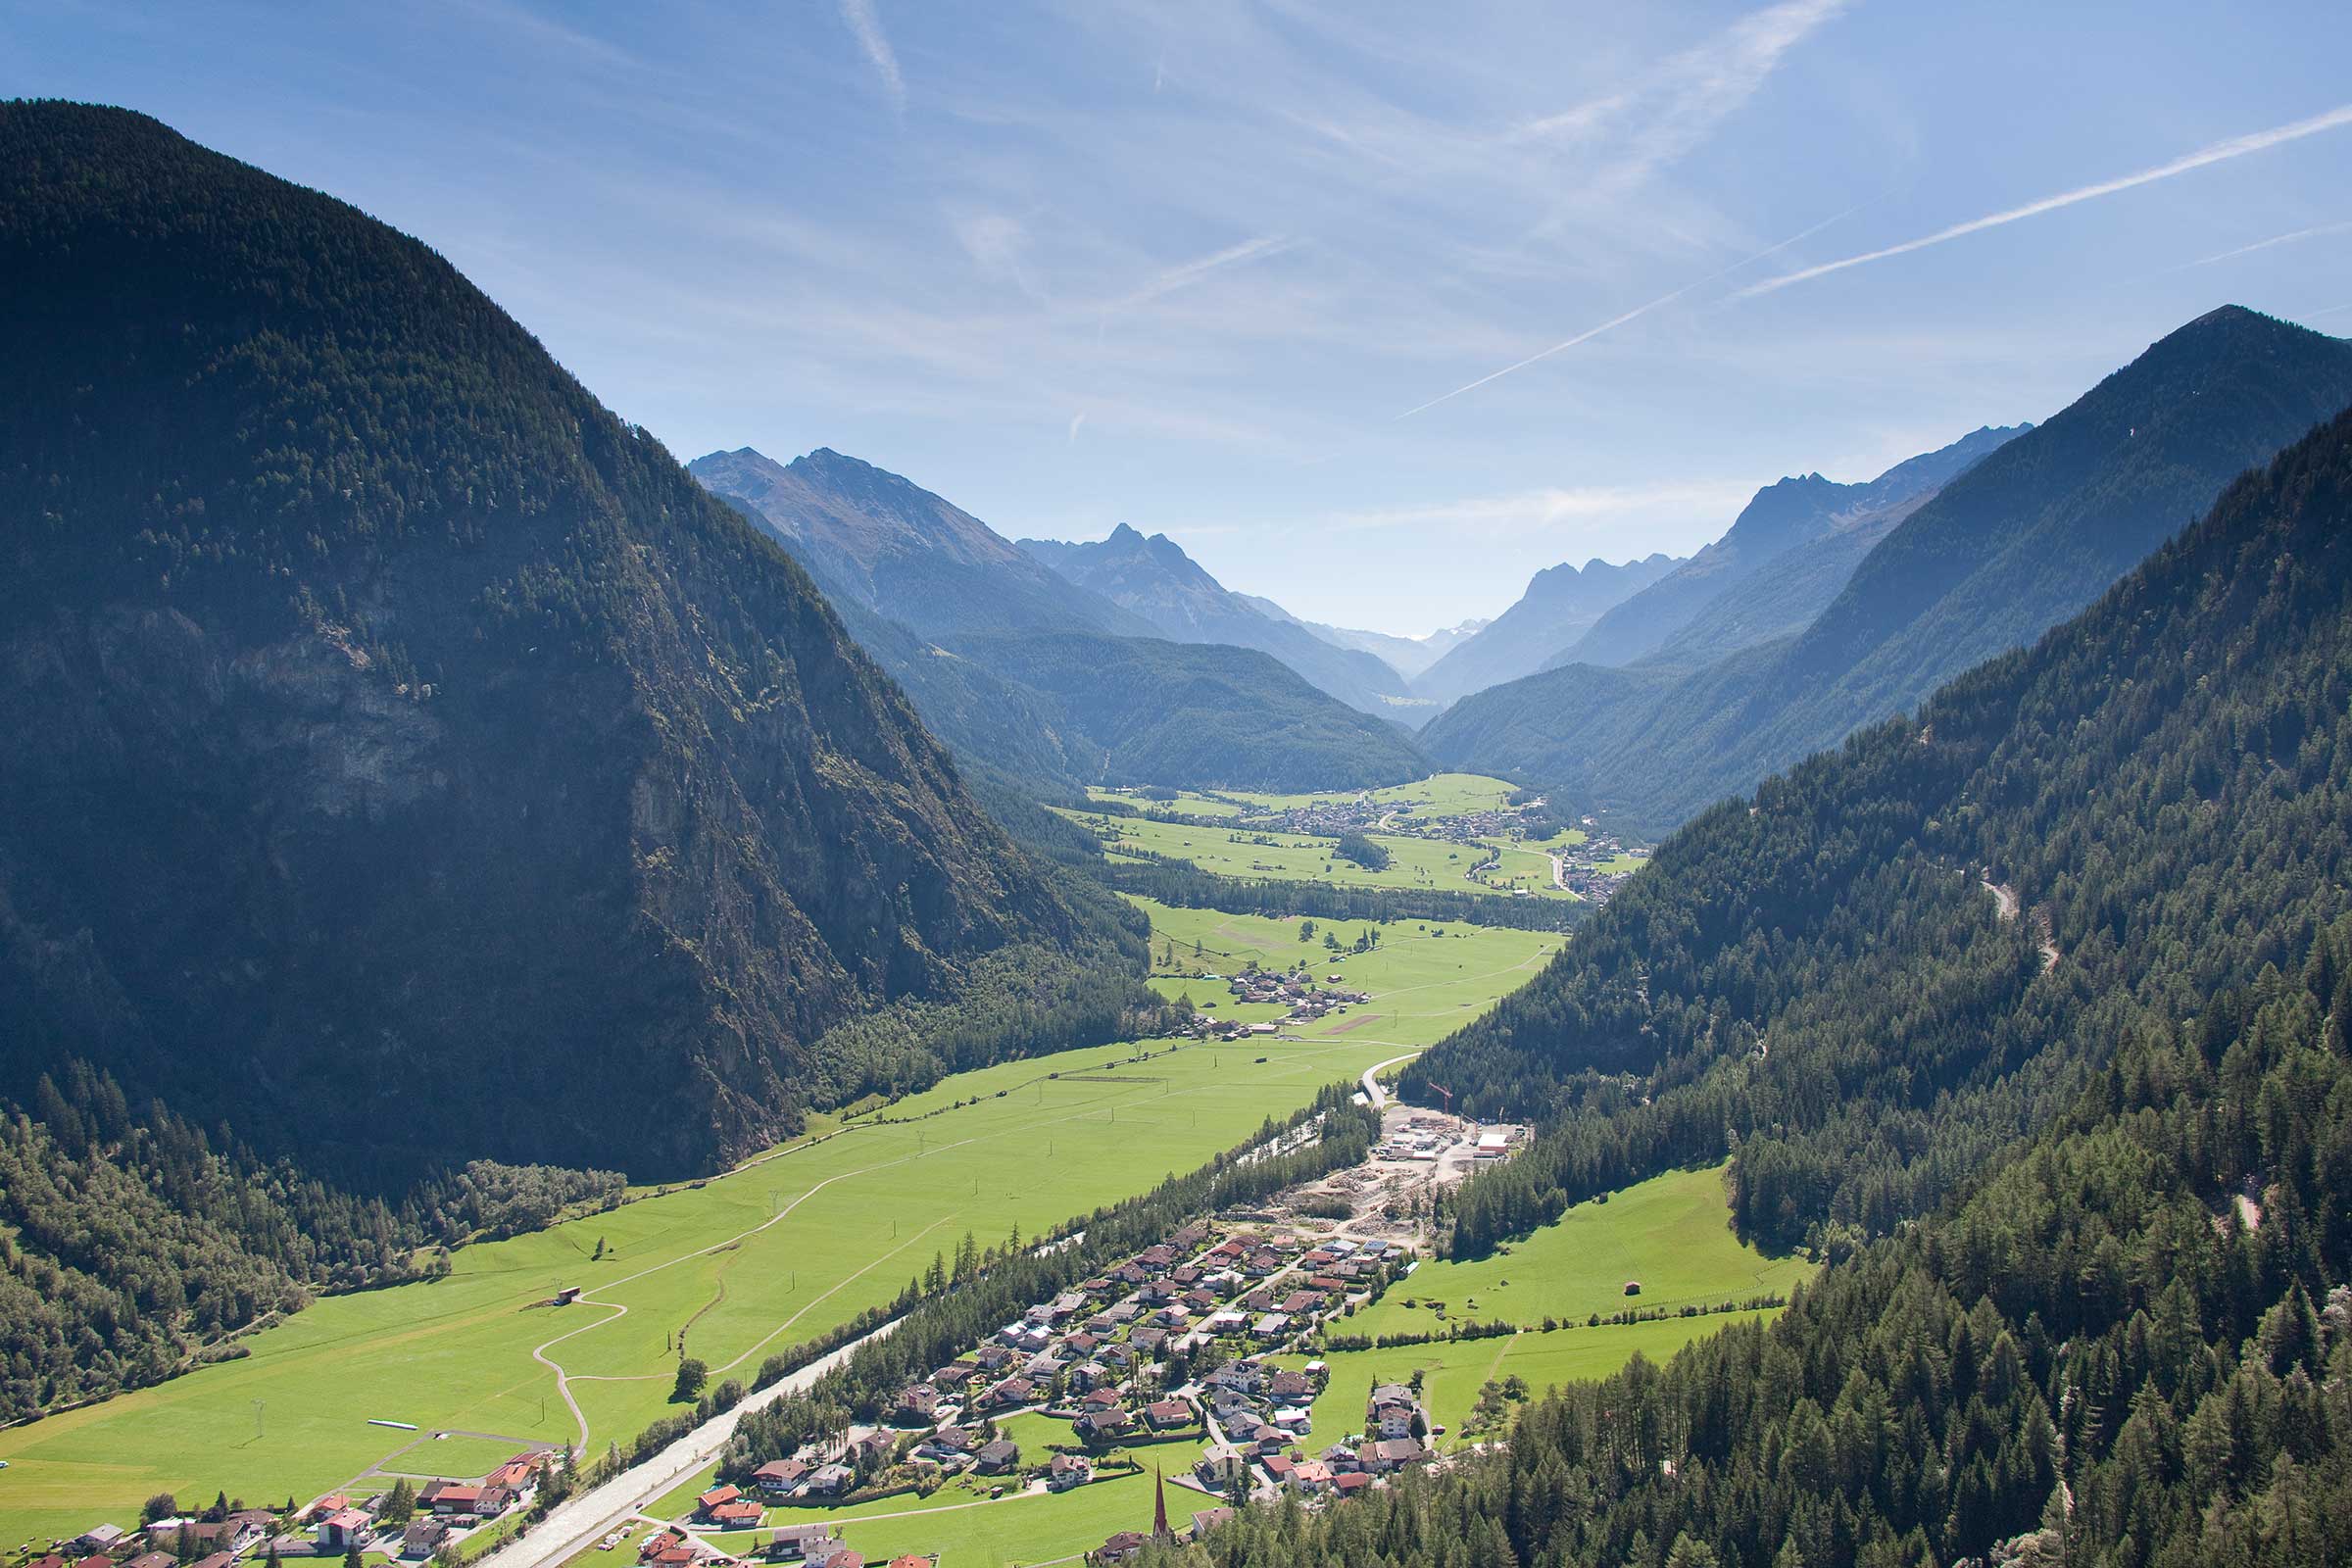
[0,905,1555,1548]
[1345,1164,1814,1340]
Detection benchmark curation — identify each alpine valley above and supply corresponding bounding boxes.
[7,30,2352,1568]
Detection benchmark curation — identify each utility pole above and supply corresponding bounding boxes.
[253,1398,265,1440]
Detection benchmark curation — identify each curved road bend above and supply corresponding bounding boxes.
[1359,1052,1422,1110]
[487,1316,900,1568]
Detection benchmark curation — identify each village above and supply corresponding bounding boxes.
[1171,963,1375,1044]
[11,1009,1535,1568]
[1545,820,1647,906]
[25,1451,564,1568]
[621,1100,1526,1568]
[0,1037,1575,1568]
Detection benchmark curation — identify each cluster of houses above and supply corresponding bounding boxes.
[36,1453,557,1568]
[1223,967,1371,1020]
[1176,965,1373,1044]
[1187,1366,1435,1506]
[636,1523,933,1568]
[1552,823,1648,906]
[714,1217,1419,1565]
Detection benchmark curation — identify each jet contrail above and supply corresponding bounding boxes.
[1740,102,2352,299]
[1395,208,1853,419]
[2177,219,2352,270]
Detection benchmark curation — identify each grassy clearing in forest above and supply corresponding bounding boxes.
[1306,1311,1786,1454]
[1346,1165,1814,1342]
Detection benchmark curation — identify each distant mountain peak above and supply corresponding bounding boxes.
[1409,551,1684,705]
[691,445,1152,640]
[1016,525,1410,712]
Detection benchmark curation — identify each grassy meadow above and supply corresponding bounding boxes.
[0,903,1554,1548]
[1304,1311,1786,1453]
[1088,773,1525,822]
[1344,1164,1814,1340]
[1216,773,1526,817]
[1059,811,1576,903]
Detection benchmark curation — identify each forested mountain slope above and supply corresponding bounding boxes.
[695,464,1429,793]
[695,499,1107,798]
[0,1063,625,1420]
[942,630,1430,791]
[689,445,1153,640]
[0,103,1142,1189]
[1553,424,2022,672]
[1626,441,2001,671]
[1410,553,1680,706]
[1019,523,1413,715]
[1424,309,2352,834]
[1194,407,2352,1567]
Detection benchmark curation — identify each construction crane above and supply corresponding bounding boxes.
[1426,1081,1454,1113]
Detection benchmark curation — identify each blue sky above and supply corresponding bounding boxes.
[8,1,2350,633]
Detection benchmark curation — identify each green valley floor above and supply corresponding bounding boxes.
[0,902,1554,1548]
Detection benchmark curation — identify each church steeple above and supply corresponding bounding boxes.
[1152,1464,1173,1544]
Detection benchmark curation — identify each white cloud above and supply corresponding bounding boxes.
[838,0,906,112]
[1105,234,1302,314]
[1742,102,2352,298]
[950,211,1041,297]
[1591,0,1853,188]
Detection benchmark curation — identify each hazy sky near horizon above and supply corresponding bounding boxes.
[9,1,2350,633]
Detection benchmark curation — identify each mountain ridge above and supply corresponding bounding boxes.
[1017,522,1415,715]
[1549,421,2028,673]
[0,101,1140,1184]
[1409,552,1683,706]
[1221,393,2352,1568]
[688,445,1156,641]
[1425,307,2352,834]
[694,457,1429,792]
